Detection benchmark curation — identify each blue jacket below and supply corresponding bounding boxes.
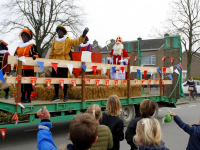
[37,120,58,150]
[138,141,169,150]
[174,115,200,150]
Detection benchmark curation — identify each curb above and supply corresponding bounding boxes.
[176,102,189,105]
[177,100,200,105]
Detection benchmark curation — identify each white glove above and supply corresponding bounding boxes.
[119,60,124,63]
[124,58,128,64]
[107,57,113,64]
[107,57,111,61]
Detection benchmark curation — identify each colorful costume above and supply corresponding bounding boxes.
[49,25,87,102]
[109,36,129,65]
[14,29,39,103]
[0,40,11,99]
[79,36,93,52]
[107,36,129,79]
[49,36,85,60]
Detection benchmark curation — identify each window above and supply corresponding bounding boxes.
[141,55,156,65]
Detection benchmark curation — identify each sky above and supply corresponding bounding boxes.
[79,0,173,47]
[3,0,173,55]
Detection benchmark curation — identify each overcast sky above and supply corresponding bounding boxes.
[79,0,173,47]
[4,0,173,55]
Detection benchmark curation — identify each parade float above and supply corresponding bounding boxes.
[0,35,185,139]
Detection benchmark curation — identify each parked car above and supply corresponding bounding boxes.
[182,80,200,95]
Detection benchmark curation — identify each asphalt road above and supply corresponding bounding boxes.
[0,101,200,150]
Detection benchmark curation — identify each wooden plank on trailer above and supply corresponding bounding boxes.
[130,66,172,73]
[6,77,82,84]
[8,56,82,68]
[130,80,172,85]
[8,56,172,74]
[85,62,128,71]
[6,77,172,85]
[34,67,41,72]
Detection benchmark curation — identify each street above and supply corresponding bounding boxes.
[0,100,199,150]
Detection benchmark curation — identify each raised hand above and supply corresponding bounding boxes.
[37,106,50,120]
[82,27,89,37]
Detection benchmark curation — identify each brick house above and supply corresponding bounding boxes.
[182,52,200,80]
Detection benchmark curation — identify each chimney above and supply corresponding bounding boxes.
[93,40,98,46]
[137,37,142,40]
[110,39,115,44]
[164,33,170,37]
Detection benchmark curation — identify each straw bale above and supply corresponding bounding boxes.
[34,83,142,101]
[67,85,142,100]
[78,75,109,79]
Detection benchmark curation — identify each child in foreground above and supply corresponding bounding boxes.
[170,112,200,150]
[37,106,98,150]
[125,99,156,150]
[100,95,124,150]
[86,104,113,150]
[133,118,169,150]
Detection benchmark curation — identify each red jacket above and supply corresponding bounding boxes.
[1,52,11,73]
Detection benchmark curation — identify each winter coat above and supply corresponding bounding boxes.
[91,124,113,150]
[138,141,169,150]
[37,120,58,150]
[185,80,196,88]
[174,115,200,150]
[49,36,85,60]
[125,117,143,150]
[100,113,124,150]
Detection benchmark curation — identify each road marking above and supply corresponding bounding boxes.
[171,107,181,110]
[188,105,196,107]
[24,128,38,132]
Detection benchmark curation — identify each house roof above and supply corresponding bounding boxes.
[140,39,164,50]
[99,38,164,52]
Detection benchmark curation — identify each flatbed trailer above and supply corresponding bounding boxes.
[0,35,184,128]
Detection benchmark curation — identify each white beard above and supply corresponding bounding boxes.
[113,43,123,56]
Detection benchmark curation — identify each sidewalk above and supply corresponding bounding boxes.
[177,96,200,105]
[143,87,200,105]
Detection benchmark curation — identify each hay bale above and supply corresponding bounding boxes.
[34,82,142,101]
[68,85,142,100]
[78,75,109,79]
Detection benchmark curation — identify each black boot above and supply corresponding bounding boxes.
[21,97,31,103]
[21,91,31,103]
[63,95,68,102]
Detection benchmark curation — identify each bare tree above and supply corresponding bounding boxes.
[0,0,85,56]
[151,0,200,78]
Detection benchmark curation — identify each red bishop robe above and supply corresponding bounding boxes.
[110,49,129,65]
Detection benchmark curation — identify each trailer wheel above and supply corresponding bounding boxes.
[151,102,159,118]
[119,105,135,126]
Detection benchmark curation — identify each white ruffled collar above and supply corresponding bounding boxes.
[0,50,8,54]
[19,41,33,48]
[55,35,67,42]
[80,41,90,47]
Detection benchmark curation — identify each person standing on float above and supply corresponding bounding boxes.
[49,25,89,102]
[79,36,93,52]
[0,40,11,99]
[14,29,39,103]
